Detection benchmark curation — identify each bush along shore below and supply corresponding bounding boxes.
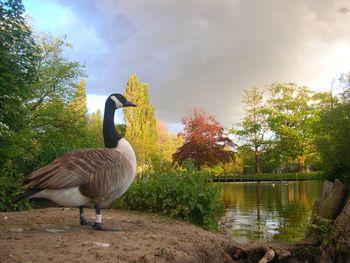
[114,171,224,231]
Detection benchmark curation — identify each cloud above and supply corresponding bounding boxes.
[30,0,350,128]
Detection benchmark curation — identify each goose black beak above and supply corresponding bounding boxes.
[124,100,137,107]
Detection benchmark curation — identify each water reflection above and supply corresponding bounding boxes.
[219,180,323,243]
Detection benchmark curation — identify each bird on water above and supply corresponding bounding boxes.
[15,93,137,231]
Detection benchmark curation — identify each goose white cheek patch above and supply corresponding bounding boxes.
[96,214,102,223]
[110,96,123,108]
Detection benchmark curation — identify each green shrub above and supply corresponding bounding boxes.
[0,145,73,212]
[318,217,334,246]
[0,164,31,211]
[115,171,224,231]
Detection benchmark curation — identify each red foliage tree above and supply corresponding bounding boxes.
[173,108,235,169]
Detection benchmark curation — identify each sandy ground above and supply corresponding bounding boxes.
[0,208,241,263]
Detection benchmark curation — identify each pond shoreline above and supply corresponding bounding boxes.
[213,177,321,182]
[212,171,325,182]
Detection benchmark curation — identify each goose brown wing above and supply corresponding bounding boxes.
[79,149,132,200]
[24,149,124,190]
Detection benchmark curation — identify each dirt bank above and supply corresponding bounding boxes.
[1,208,328,263]
[1,208,241,263]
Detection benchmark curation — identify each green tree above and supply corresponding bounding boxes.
[0,2,88,210]
[29,79,89,171]
[236,146,256,174]
[315,74,350,179]
[2,32,86,174]
[64,79,90,147]
[25,34,86,169]
[28,34,85,111]
[231,87,268,174]
[0,0,38,169]
[88,109,104,148]
[123,74,158,172]
[265,83,318,172]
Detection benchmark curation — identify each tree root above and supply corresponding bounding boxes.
[228,242,320,263]
[258,245,275,263]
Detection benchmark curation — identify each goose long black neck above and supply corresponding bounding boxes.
[103,101,122,148]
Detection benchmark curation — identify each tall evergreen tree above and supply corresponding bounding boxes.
[123,74,158,170]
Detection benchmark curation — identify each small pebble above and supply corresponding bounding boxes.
[10,228,23,232]
[46,228,65,233]
[93,242,110,248]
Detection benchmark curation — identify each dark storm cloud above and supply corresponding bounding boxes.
[52,0,350,127]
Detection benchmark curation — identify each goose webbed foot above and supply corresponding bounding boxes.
[92,222,122,231]
[79,206,93,226]
[80,216,94,226]
[91,203,122,231]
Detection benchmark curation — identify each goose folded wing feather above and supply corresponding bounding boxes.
[24,149,126,190]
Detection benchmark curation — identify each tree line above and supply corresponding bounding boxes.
[233,81,349,179]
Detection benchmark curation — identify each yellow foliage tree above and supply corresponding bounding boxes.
[156,119,184,171]
[123,74,158,172]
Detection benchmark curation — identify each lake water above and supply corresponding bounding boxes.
[219,180,324,244]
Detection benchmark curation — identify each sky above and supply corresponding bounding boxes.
[23,0,350,131]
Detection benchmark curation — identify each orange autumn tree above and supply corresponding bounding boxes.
[173,108,235,169]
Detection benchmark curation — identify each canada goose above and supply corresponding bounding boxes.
[15,93,137,231]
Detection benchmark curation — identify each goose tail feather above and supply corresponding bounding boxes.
[13,189,43,203]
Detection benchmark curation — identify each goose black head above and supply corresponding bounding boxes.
[106,94,137,109]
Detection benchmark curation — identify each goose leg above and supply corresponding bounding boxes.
[79,206,93,226]
[92,203,121,231]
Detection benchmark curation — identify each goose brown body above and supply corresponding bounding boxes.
[26,143,136,208]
